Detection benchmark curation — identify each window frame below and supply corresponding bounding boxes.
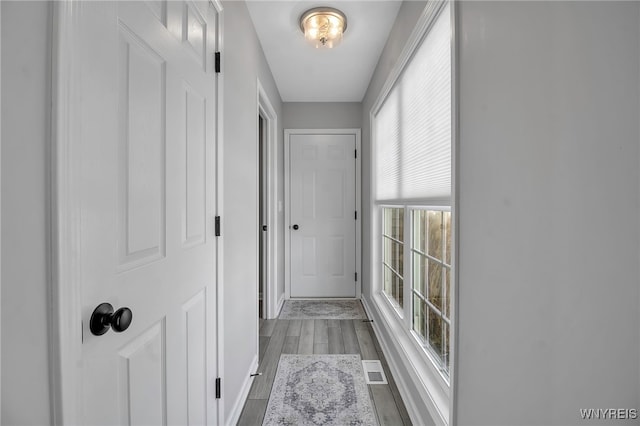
[409,206,452,379]
[379,205,452,385]
[381,206,406,316]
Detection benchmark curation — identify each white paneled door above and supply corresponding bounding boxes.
[289,133,357,298]
[72,2,218,424]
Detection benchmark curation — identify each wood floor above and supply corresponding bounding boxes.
[237,317,412,425]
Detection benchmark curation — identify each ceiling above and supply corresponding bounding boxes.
[245,1,403,102]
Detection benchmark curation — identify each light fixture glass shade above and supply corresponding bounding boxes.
[299,7,347,49]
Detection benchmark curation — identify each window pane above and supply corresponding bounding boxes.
[443,321,450,373]
[383,208,390,236]
[393,241,403,277]
[428,260,443,311]
[444,211,452,265]
[382,207,404,309]
[428,307,443,358]
[444,267,450,318]
[428,210,443,260]
[391,271,398,301]
[390,273,404,308]
[413,253,427,298]
[384,207,403,242]
[383,208,403,240]
[413,210,427,253]
[413,296,426,341]
[412,211,419,250]
[384,237,388,261]
[383,265,392,296]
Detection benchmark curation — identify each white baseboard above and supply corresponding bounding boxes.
[225,354,259,426]
[361,296,448,426]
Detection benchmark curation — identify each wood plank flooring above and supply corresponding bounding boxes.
[237,318,412,425]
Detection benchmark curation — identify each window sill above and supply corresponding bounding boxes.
[365,292,450,426]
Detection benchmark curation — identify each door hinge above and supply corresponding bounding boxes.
[355,211,357,220]
[355,272,358,282]
[215,216,221,236]
[215,52,221,73]
[215,377,221,399]
[355,149,357,159]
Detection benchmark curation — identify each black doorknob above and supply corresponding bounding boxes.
[292,224,299,230]
[90,302,133,336]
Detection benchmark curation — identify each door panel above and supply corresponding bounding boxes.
[182,290,207,425]
[118,24,167,269]
[183,86,207,248]
[76,2,218,424]
[290,134,356,298]
[118,322,166,426]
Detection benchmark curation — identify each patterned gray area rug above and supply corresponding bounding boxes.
[263,354,378,426]
[279,300,367,320]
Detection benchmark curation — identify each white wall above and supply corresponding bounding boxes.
[220,1,283,422]
[456,2,640,424]
[1,2,52,424]
[283,102,362,129]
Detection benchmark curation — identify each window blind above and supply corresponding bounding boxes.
[374,3,451,203]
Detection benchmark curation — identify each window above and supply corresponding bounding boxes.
[412,209,451,374]
[380,206,452,376]
[382,207,404,308]
[371,1,452,385]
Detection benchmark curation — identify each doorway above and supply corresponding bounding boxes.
[259,114,267,319]
[285,129,362,299]
[257,82,279,319]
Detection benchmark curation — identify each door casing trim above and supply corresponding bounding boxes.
[50,3,83,423]
[256,80,279,320]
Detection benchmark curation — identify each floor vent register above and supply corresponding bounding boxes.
[362,360,388,384]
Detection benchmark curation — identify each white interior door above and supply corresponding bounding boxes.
[75,2,218,424]
[289,133,357,298]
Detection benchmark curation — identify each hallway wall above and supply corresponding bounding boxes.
[455,2,640,424]
[220,1,284,423]
[283,102,362,130]
[1,2,52,424]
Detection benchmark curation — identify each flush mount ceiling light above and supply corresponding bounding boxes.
[299,7,347,49]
